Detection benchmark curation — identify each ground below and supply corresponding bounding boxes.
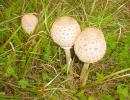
[0,0,130,100]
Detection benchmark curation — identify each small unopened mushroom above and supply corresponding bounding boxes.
[51,16,81,77]
[21,13,38,34]
[74,27,106,87]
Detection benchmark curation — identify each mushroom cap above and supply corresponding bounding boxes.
[51,16,81,49]
[74,27,106,63]
[21,13,38,34]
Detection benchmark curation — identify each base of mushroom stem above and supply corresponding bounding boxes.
[67,61,74,79]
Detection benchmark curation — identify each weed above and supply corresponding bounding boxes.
[0,0,129,99]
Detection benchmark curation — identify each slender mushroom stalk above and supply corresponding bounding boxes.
[21,13,38,34]
[80,63,89,87]
[64,48,72,75]
[74,27,106,87]
[51,16,81,78]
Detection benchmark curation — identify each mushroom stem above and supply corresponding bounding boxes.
[80,63,89,87]
[64,48,73,78]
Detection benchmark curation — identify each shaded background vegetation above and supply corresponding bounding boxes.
[0,0,130,99]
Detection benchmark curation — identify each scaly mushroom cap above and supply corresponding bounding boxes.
[21,13,38,34]
[74,27,106,63]
[51,16,81,49]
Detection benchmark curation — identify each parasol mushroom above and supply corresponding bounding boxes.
[51,16,81,77]
[21,13,38,34]
[74,27,106,87]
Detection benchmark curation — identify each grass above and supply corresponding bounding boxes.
[0,0,130,99]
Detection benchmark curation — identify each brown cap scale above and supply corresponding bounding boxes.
[51,16,81,77]
[21,13,38,34]
[74,27,106,87]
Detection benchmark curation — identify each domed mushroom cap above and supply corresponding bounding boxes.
[51,16,81,49]
[74,28,106,63]
[21,13,38,34]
